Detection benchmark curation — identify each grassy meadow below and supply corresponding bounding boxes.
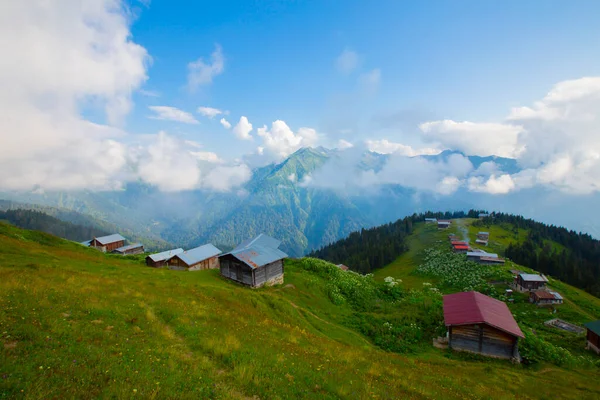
[1,221,600,399]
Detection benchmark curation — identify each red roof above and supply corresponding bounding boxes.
[453,245,469,250]
[451,241,467,245]
[443,291,524,338]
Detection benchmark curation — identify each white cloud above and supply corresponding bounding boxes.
[197,106,223,118]
[136,132,202,191]
[139,89,160,97]
[0,0,148,191]
[190,151,223,164]
[220,117,232,129]
[288,173,297,182]
[467,174,516,194]
[232,116,253,140]
[366,139,441,156]
[359,68,381,94]
[148,106,199,124]
[336,48,358,74]
[203,164,252,192]
[419,120,523,158]
[187,44,224,91]
[257,120,319,160]
[337,139,354,150]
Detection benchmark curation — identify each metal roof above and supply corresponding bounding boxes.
[443,291,524,338]
[478,231,489,235]
[438,221,451,225]
[466,251,498,258]
[94,233,126,245]
[234,233,281,251]
[585,320,600,336]
[519,273,548,282]
[549,291,563,300]
[175,244,222,266]
[147,248,184,262]
[226,244,288,269]
[533,290,557,300]
[454,245,469,250]
[113,243,144,253]
[80,240,92,246]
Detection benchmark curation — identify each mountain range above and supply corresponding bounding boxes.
[1,147,598,256]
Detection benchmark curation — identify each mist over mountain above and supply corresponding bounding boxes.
[1,146,599,256]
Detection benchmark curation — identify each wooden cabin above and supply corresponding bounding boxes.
[585,321,600,355]
[477,231,490,240]
[529,290,563,306]
[112,243,144,255]
[466,251,498,262]
[425,218,437,224]
[479,256,505,265]
[475,239,488,246]
[438,221,451,229]
[336,264,349,271]
[88,234,126,253]
[453,245,469,254]
[443,291,524,360]
[220,234,288,288]
[145,248,184,267]
[169,244,222,271]
[513,273,548,292]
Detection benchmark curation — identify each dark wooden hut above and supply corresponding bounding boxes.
[219,234,288,288]
[169,244,222,271]
[585,321,600,355]
[145,248,184,267]
[112,243,144,255]
[529,290,563,306]
[443,291,524,360]
[88,234,125,253]
[514,273,548,292]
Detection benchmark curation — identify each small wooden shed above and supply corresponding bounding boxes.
[88,234,126,253]
[438,221,451,229]
[513,273,548,292]
[220,234,288,288]
[336,264,349,271]
[584,320,600,355]
[146,248,184,267]
[443,291,524,360]
[477,231,490,240]
[529,290,563,306]
[112,243,144,255]
[169,244,222,271]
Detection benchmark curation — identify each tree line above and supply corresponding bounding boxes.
[478,213,600,297]
[0,209,110,242]
[308,210,483,274]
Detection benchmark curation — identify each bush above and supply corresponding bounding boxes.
[519,329,578,367]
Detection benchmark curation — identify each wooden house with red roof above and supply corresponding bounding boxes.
[443,291,524,360]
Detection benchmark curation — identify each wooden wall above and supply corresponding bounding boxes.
[189,256,219,271]
[90,239,124,253]
[450,323,517,359]
[220,256,284,287]
[588,330,600,349]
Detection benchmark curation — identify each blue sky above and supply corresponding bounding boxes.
[126,0,600,155]
[3,0,600,196]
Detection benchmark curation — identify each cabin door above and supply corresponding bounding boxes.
[235,263,243,281]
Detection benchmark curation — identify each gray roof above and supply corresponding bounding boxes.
[234,233,281,251]
[425,218,437,221]
[175,244,222,266]
[94,233,126,245]
[438,221,451,225]
[147,248,184,262]
[466,251,498,258]
[519,273,548,282]
[114,243,144,253]
[549,291,563,300]
[80,240,92,246]
[225,234,288,269]
[478,231,489,235]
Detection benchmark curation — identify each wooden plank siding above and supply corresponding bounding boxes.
[449,323,518,359]
[220,255,284,288]
[168,255,219,271]
[90,239,124,253]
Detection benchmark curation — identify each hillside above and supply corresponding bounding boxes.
[1,222,600,399]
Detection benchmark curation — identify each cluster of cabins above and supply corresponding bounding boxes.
[80,234,145,255]
[425,218,453,230]
[447,234,506,265]
[81,233,288,288]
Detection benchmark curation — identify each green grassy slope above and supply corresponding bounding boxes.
[1,222,600,399]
